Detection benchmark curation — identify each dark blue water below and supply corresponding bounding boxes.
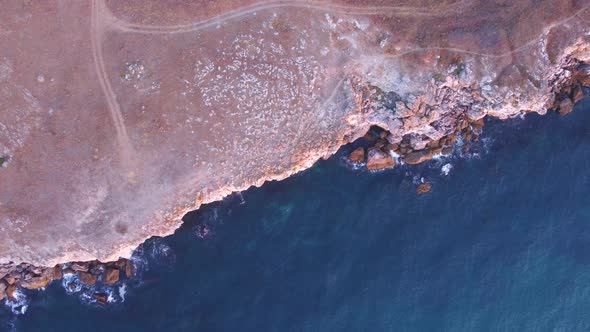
[3,99,590,331]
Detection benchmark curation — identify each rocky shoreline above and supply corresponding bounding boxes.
[0,258,135,307]
[1,0,590,302]
[1,79,586,309]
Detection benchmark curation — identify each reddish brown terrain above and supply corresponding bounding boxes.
[0,0,589,274]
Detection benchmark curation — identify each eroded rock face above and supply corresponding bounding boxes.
[0,1,589,267]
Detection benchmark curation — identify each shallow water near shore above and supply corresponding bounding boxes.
[3,99,590,331]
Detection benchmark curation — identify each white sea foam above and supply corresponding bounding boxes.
[119,284,127,302]
[441,163,453,176]
[4,289,28,315]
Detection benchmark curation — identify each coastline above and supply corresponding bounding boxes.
[1,0,590,303]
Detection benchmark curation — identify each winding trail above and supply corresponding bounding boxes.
[101,0,466,35]
[91,0,135,165]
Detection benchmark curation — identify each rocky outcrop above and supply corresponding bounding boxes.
[0,259,135,301]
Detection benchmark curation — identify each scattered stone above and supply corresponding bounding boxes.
[404,149,433,164]
[103,268,120,285]
[68,282,77,291]
[20,275,51,289]
[558,97,574,115]
[78,271,97,286]
[442,146,453,155]
[348,147,365,164]
[94,292,108,305]
[366,147,395,170]
[416,183,432,194]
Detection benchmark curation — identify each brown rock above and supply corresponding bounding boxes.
[379,130,388,139]
[426,139,440,148]
[448,134,458,145]
[20,275,52,289]
[94,293,108,305]
[363,132,376,142]
[404,149,433,165]
[471,118,485,130]
[416,183,432,194]
[114,258,128,269]
[348,147,365,164]
[6,285,17,301]
[374,139,387,149]
[558,97,574,115]
[442,146,453,155]
[386,143,399,153]
[52,266,63,280]
[125,262,135,278]
[103,268,120,285]
[4,275,17,285]
[71,262,89,272]
[431,146,443,155]
[572,83,584,103]
[366,147,395,170]
[78,271,97,286]
[0,281,6,301]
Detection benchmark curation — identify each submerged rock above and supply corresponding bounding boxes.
[416,183,433,194]
[366,148,395,171]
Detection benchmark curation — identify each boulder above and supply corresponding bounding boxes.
[416,183,432,194]
[348,147,365,164]
[20,275,52,289]
[0,281,6,301]
[366,148,395,170]
[103,268,120,285]
[404,149,433,164]
[78,271,97,286]
[125,262,135,278]
[558,97,574,115]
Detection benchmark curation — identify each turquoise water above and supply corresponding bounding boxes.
[2,99,590,331]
